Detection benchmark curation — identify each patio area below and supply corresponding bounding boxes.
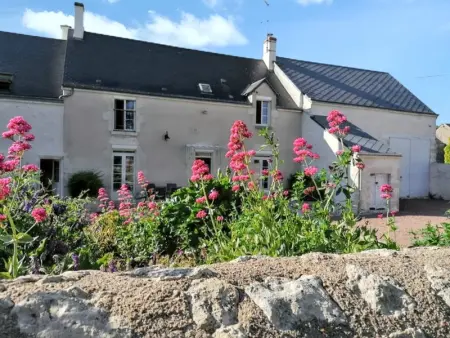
[357,199,450,247]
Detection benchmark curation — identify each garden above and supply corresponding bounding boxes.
[0,111,449,279]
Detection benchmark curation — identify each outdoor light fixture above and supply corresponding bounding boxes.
[164,131,170,141]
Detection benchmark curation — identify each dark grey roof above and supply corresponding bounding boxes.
[63,31,299,110]
[0,31,66,100]
[277,57,435,115]
[241,78,266,96]
[310,115,395,154]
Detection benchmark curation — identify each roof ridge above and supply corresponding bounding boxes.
[0,30,62,42]
[83,31,262,62]
[277,56,389,75]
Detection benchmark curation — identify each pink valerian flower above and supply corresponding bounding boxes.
[7,116,32,135]
[304,166,319,177]
[351,145,361,153]
[226,121,253,175]
[0,214,6,222]
[303,186,316,195]
[232,174,250,182]
[137,201,146,208]
[137,171,149,188]
[31,208,47,222]
[247,181,256,190]
[97,188,110,203]
[327,110,350,136]
[336,150,344,156]
[377,214,383,219]
[273,170,283,182]
[356,162,365,170]
[191,159,213,182]
[283,190,289,197]
[90,213,99,222]
[232,185,240,192]
[1,159,19,172]
[118,184,133,217]
[380,184,393,200]
[208,190,219,201]
[23,133,35,141]
[196,196,207,204]
[8,141,31,155]
[107,201,116,211]
[22,164,39,172]
[301,203,310,213]
[148,201,157,210]
[293,138,319,162]
[216,215,224,222]
[196,210,207,219]
[261,169,269,176]
[0,177,11,200]
[2,130,15,139]
[391,210,398,216]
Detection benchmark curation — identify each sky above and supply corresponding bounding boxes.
[0,0,449,123]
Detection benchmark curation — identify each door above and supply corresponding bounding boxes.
[372,174,389,210]
[112,152,135,199]
[389,137,411,198]
[40,159,61,195]
[389,137,430,198]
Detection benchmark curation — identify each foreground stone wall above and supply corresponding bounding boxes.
[2,248,450,337]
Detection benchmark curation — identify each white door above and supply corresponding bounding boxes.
[409,139,430,197]
[389,137,430,198]
[112,152,135,199]
[372,174,389,210]
[389,137,411,198]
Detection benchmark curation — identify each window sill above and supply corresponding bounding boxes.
[111,130,138,137]
[254,124,271,129]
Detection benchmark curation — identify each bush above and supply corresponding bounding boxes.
[68,171,103,198]
[445,138,450,164]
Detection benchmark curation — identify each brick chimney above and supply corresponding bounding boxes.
[263,33,277,71]
[73,2,84,39]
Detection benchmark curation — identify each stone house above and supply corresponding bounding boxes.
[0,3,438,213]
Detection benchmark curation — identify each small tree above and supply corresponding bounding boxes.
[445,137,450,164]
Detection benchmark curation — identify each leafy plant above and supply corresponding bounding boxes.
[445,138,450,164]
[68,171,103,198]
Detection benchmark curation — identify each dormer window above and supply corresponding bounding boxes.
[0,73,13,92]
[198,83,212,94]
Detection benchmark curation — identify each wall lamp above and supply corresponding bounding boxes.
[164,131,170,141]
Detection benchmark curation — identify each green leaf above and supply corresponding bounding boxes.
[0,272,12,280]
[0,235,13,244]
[15,233,34,244]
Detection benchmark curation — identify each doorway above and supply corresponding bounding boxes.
[40,159,61,195]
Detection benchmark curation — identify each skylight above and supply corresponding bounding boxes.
[198,83,212,94]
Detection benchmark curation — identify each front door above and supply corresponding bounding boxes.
[40,159,61,195]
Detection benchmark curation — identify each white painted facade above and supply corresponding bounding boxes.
[430,163,450,200]
[62,85,302,197]
[0,98,65,195]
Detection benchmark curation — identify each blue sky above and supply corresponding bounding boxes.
[0,0,449,122]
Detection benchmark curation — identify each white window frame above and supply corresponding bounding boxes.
[112,152,136,194]
[256,99,271,127]
[253,156,271,192]
[114,99,136,131]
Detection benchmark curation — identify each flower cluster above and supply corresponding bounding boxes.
[191,159,213,182]
[380,184,393,200]
[351,145,361,153]
[0,177,11,200]
[327,110,350,136]
[22,164,39,172]
[118,184,133,218]
[304,166,319,177]
[97,188,115,211]
[137,171,149,188]
[225,120,252,157]
[31,208,47,223]
[293,138,319,163]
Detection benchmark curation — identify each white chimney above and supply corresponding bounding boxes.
[263,33,277,71]
[60,25,71,40]
[73,2,84,39]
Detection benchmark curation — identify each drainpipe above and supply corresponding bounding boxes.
[58,87,74,100]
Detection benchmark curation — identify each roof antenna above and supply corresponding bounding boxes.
[261,0,270,34]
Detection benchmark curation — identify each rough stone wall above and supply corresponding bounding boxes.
[2,248,450,337]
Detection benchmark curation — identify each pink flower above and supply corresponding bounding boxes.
[356,162,365,170]
[391,211,398,216]
[351,145,361,153]
[22,164,39,172]
[7,116,32,135]
[191,159,212,181]
[98,188,110,202]
[232,185,240,192]
[8,141,31,155]
[304,166,318,177]
[377,214,383,219]
[137,171,149,187]
[107,201,116,211]
[0,214,6,222]
[247,181,256,190]
[137,201,146,208]
[381,193,392,200]
[283,190,289,196]
[2,130,14,139]
[261,169,269,176]
[31,208,47,222]
[336,150,344,156]
[0,178,11,200]
[301,203,310,213]
[327,110,349,136]
[208,190,219,201]
[262,195,269,201]
[217,216,224,222]
[273,170,283,181]
[196,196,207,204]
[247,150,256,156]
[90,213,99,222]
[196,210,207,219]
[293,138,320,162]
[380,184,393,193]
[23,133,35,141]
[303,186,316,195]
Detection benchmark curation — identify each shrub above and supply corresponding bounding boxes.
[68,171,103,198]
[445,138,450,164]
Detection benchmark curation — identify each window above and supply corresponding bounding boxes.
[195,151,213,172]
[114,99,136,131]
[198,83,212,94]
[40,159,60,194]
[112,152,135,192]
[256,100,270,126]
[254,157,270,190]
[0,73,13,92]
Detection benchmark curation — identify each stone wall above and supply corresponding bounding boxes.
[430,162,450,200]
[2,248,450,337]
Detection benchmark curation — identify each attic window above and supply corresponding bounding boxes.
[198,83,212,94]
[0,73,13,92]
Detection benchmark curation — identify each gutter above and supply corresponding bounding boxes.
[58,87,74,99]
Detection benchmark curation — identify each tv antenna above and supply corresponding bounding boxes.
[261,0,270,33]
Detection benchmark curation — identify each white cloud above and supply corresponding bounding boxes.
[203,0,220,8]
[297,0,333,6]
[21,8,247,48]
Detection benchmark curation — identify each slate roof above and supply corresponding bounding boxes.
[310,114,395,154]
[63,31,299,109]
[277,57,435,115]
[0,31,66,100]
[241,78,267,96]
